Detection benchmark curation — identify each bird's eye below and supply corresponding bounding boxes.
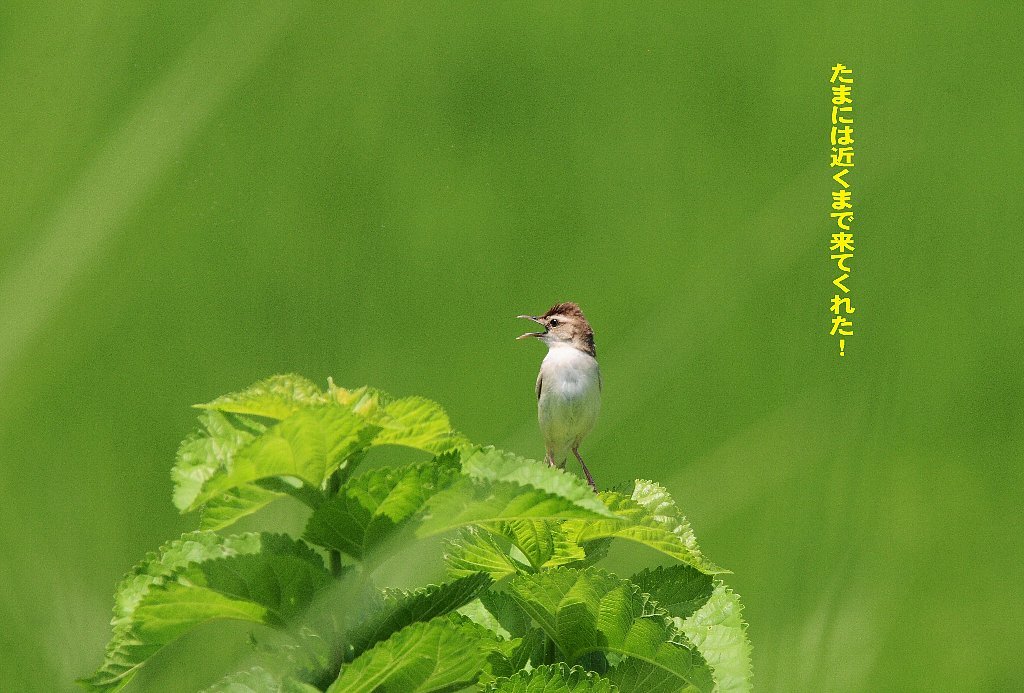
[549,318,559,327]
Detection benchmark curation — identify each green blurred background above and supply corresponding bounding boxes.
[2,2,1021,691]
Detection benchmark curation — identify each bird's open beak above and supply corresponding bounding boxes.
[516,315,547,340]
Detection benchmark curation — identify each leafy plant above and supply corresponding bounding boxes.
[82,375,752,692]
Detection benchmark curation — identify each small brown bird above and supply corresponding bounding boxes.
[517,302,602,490]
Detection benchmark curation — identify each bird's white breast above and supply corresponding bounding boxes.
[538,344,601,457]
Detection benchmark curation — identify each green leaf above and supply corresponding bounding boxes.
[325,617,503,693]
[458,591,534,641]
[416,449,616,540]
[419,477,613,538]
[494,627,545,676]
[505,567,712,692]
[329,382,467,454]
[83,532,239,690]
[628,565,714,619]
[573,537,612,569]
[345,573,492,658]
[171,538,332,625]
[327,383,391,418]
[498,520,586,571]
[196,374,328,420]
[485,664,619,692]
[563,481,728,575]
[81,533,331,692]
[306,448,613,558]
[444,527,526,581]
[183,380,467,530]
[174,401,313,529]
[679,584,752,693]
[461,447,612,518]
[606,656,702,693]
[172,410,261,512]
[110,532,266,648]
[200,666,322,693]
[189,407,379,511]
[444,521,585,581]
[200,477,328,532]
[453,603,546,678]
[133,582,269,636]
[199,483,283,531]
[373,395,469,453]
[304,455,461,560]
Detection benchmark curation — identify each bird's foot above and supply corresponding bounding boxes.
[572,448,598,493]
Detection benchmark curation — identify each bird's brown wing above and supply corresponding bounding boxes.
[536,371,543,400]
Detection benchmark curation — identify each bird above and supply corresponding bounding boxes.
[516,302,602,490]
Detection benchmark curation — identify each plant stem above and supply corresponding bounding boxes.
[327,469,342,577]
[325,451,365,577]
[545,632,557,664]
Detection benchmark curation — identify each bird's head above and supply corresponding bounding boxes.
[516,302,596,356]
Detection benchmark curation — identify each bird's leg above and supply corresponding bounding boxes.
[544,448,557,468]
[572,446,597,492]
